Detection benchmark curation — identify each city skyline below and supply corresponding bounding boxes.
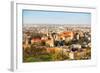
[23,10,91,25]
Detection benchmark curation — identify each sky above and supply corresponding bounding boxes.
[23,10,91,25]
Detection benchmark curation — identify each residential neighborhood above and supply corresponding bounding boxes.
[23,24,91,62]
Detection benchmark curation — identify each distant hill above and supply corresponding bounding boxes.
[23,24,91,28]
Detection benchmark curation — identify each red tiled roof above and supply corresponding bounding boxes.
[31,38,41,42]
[59,31,73,37]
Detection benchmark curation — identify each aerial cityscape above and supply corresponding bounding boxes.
[23,24,91,62]
[22,10,91,62]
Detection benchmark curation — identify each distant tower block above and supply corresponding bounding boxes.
[25,39,29,45]
[75,33,79,40]
[69,51,74,59]
[71,32,74,39]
